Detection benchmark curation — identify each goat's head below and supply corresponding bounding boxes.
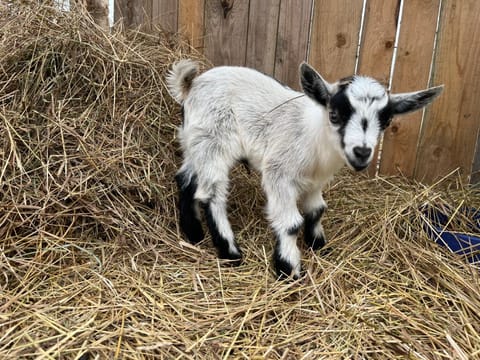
[300,63,443,171]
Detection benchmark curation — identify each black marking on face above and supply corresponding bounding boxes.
[201,201,242,265]
[175,171,205,244]
[361,118,368,132]
[304,207,326,250]
[379,102,393,130]
[329,88,354,148]
[330,88,354,123]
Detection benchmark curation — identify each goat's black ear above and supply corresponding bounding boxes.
[389,85,444,115]
[300,63,332,106]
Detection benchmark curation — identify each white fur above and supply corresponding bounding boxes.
[167,59,443,278]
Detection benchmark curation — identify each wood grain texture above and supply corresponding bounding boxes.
[178,0,205,50]
[357,0,400,176]
[151,0,178,33]
[472,133,480,184]
[379,0,440,177]
[84,0,109,29]
[204,0,250,66]
[245,0,280,76]
[308,0,363,81]
[415,0,480,183]
[357,0,400,84]
[114,0,148,28]
[274,0,313,89]
[143,0,153,31]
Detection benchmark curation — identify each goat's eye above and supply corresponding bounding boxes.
[329,110,340,124]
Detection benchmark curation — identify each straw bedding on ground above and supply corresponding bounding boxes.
[1,3,479,359]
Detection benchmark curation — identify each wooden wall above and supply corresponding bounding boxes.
[114,0,480,184]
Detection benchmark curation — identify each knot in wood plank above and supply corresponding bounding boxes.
[221,0,234,18]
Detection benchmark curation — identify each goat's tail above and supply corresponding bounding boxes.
[166,59,199,104]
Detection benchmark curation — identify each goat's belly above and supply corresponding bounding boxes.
[240,154,262,173]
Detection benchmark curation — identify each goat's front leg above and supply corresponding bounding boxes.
[264,178,304,279]
[302,186,327,250]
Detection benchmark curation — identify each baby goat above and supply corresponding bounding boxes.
[166,59,442,279]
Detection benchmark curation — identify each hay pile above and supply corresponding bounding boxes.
[1,3,479,359]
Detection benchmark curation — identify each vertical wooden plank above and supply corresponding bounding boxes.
[357,1,400,84]
[415,0,480,183]
[151,0,179,33]
[113,0,125,24]
[308,0,363,81]
[357,0,400,175]
[145,0,153,31]
[204,0,250,66]
[178,0,205,50]
[274,0,313,89]
[245,0,280,76]
[379,0,440,177]
[114,0,148,28]
[472,133,480,184]
[84,0,110,29]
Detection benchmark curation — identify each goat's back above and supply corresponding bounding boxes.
[186,66,302,118]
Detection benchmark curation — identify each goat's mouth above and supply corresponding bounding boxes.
[346,157,370,172]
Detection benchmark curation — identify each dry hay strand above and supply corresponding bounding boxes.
[1,3,480,359]
[0,1,198,250]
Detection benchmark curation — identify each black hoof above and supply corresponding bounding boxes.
[304,233,326,250]
[319,246,333,257]
[273,247,300,281]
[276,269,300,281]
[182,220,205,244]
[219,248,243,267]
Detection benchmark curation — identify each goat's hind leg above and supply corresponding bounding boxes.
[175,168,204,244]
[196,165,242,265]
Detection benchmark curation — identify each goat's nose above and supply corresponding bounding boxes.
[353,146,372,162]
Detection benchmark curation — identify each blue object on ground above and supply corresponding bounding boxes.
[423,207,480,264]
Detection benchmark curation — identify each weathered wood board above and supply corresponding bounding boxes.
[309,0,363,81]
[379,0,440,177]
[415,0,480,183]
[274,0,313,89]
[204,0,249,66]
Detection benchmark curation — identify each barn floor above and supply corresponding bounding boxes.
[1,3,479,359]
